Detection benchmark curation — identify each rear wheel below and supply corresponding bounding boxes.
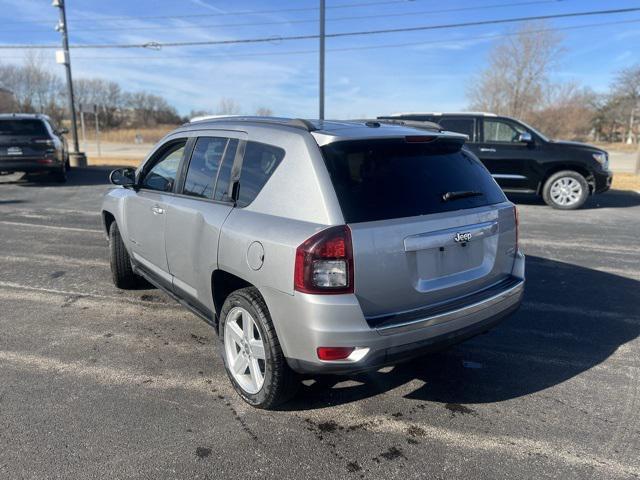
[542,170,588,210]
[49,165,67,183]
[220,287,299,409]
[109,222,139,289]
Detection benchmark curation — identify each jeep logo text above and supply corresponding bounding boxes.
[454,232,472,243]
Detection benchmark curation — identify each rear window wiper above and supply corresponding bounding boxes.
[442,190,484,202]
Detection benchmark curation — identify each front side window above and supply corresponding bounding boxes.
[183,137,228,199]
[141,142,185,192]
[236,141,284,207]
[438,117,475,141]
[483,119,525,143]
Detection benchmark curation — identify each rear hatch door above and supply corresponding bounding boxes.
[0,119,51,159]
[320,136,517,322]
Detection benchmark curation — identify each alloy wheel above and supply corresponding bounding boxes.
[224,306,266,394]
[549,177,583,206]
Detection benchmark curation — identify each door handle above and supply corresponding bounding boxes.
[151,205,165,215]
[480,148,496,153]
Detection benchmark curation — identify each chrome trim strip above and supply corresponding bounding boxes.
[376,280,524,336]
[492,174,527,180]
[404,220,498,252]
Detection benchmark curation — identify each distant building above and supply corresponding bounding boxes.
[0,87,16,112]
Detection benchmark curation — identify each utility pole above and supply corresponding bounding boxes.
[52,0,86,167]
[319,0,325,121]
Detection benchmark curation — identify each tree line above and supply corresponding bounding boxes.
[0,53,274,130]
[0,53,181,129]
[467,21,640,144]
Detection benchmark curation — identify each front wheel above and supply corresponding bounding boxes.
[542,171,589,210]
[220,287,299,409]
[109,222,140,289]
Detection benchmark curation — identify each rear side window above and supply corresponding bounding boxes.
[183,137,228,199]
[439,117,475,141]
[321,139,506,223]
[0,119,48,136]
[236,141,284,207]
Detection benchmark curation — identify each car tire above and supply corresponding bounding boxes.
[49,165,67,183]
[542,170,589,210]
[220,287,299,409]
[109,221,139,289]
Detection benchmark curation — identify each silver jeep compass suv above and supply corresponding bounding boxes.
[102,117,525,409]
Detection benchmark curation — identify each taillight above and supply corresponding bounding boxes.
[513,205,519,251]
[294,225,354,294]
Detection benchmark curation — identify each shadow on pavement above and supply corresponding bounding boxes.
[282,255,640,411]
[507,189,640,209]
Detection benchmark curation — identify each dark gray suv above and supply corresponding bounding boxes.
[102,117,525,409]
[0,114,69,182]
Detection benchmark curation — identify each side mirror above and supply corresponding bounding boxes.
[56,128,69,135]
[109,168,136,188]
[518,132,533,143]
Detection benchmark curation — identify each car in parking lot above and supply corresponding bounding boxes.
[102,117,525,409]
[378,112,613,209]
[0,113,69,182]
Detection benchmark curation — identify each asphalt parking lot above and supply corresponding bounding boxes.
[1,168,639,479]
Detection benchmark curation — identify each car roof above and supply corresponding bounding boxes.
[181,116,467,146]
[385,112,498,117]
[0,113,50,121]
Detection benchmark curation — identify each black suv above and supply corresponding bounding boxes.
[378,112,613,209]
[0,113,69,183]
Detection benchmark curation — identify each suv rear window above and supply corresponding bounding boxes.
[0,119,48,136]
[321,139,506,223]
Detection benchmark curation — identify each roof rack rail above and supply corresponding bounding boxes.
[188,115,317,132]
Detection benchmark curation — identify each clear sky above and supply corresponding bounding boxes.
[0,0,638,118]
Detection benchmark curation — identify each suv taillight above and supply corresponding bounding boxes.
[513,205,519,251]
[294,225,354,294]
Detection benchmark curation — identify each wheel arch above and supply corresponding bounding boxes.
[102,210,116,240]
[537,163,594,195]
[211,270,253,330]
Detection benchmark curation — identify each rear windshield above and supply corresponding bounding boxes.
[321,139,506,223]
[0,119,48,136]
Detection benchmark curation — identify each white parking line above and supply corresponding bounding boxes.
[0,280,179,308]
[0,220,103,234]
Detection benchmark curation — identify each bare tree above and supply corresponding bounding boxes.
[216,97,242,115]
[255,107,273,116]
[528,83,597,140]
[467,21,564,119]
[610,64,640,144]
[0,87,16,112]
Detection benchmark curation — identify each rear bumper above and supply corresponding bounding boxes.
[0,157,63,174]
[261,255,525,375]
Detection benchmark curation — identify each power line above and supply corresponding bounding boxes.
[0,7,638,50]
[3,17,636,61]
[3,0,429,26]
[9,0,566,33]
